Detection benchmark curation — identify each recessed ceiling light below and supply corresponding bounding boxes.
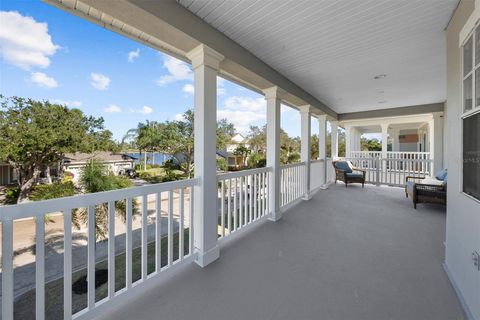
[377,90,385,94]
[378,100,387,104]
[374,74,387,80]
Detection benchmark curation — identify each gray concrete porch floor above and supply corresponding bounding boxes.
[96,183,465,320]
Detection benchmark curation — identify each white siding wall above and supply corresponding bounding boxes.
[446,1,480,319]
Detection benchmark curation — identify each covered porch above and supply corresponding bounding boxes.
[96,183,463,320]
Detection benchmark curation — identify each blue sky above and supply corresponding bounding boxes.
[0,0,313,142]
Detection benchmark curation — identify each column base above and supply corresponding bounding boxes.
[268,211,282,222]
[195,245,220,268]
[302,193,312,200]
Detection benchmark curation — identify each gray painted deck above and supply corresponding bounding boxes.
[96,184,465,320]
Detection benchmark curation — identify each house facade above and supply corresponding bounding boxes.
[63,152,136,182]
[225,133,250,169]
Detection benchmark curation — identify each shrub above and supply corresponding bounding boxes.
[287,153,301,164]
[61,171,74,183]
[247,152,266,168]
[30,181,77,201]
[216,158,228,171]
[163,159,180,170]
[5,187,20,204]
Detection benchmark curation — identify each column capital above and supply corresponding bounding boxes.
[330,120,339,126]
[315,114,327,121]
[187,44,224,70]
[381,123,389,132]
[263,86,286,100]
[298,105,312,114]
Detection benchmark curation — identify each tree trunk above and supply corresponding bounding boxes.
[46,165,52,184]
[17,167,40,203]
[144,150,147,171]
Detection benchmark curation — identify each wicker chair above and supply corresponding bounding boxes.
[405,169,447,209]
[332,160,366,188]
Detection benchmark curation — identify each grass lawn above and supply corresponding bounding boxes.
[137,168,185,183]
[14,230,190,320]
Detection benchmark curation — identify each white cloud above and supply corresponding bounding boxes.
[173,113,185,121]
[218,96,266,133]
[155,55,192,86]
[127,48,140,62]
[30,72,58,88]
[0,11,59,69]
[139,105,153,114]
[51,99,82,107]
[90,72,111,90]
[182,83,194,94]
[104,104,122,113]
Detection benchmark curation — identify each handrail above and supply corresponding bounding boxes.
[280,161,306,169]
[0,178,198,221]
[216,166,270,180]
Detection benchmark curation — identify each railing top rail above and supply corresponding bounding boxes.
[280,161,307,169]
[216,166,271,180]
[0,178,198,221]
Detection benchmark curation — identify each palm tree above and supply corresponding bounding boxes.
[73,160,139,240]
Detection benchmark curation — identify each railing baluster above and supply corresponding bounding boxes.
[141,195,148,280]
[249,175,253,223]
[87,205,95,309]
[64,209,72,319]
[253,174,257,220]
[36,215,45,320]
[168,190,174,266]
[155,192,162,272]
[239,176,243,227]
[1,219,13,320]
[108,202,115,298]
[221,180,225,238]
[233,178,238,231]
[189,186,194,256]
[227,179,232,234]
[179,188,185,260]
[126,198,133,289]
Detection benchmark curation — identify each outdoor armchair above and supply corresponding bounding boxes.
[405,169,447,208]
[332,160,366,188]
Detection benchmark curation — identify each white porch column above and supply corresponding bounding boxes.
[187,45,224,267]
[264,87,284,221]
[317,115,327,187]
[345,126,352,158]
[381,123,389,159]
[391,129,400,152]
[330,121,339,159]
[429,112,444,173]
[299,105,312,200]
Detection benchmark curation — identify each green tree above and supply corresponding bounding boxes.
[361,137,382,151]
[142,109,235,178]
[0,96,115,203]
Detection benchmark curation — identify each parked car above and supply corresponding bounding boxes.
[119,168,138,179]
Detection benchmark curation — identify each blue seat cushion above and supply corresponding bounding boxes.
[435,169,448,181]
[406,181,415,194]
[335,161,352,173]
[346,173,363,178]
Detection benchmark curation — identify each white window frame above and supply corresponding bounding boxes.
[461,21,480,202]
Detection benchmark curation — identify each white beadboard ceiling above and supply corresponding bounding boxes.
[178,0,458,114]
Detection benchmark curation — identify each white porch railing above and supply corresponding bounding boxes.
[216,167,270,240]
[310,159,324,191]
[345,157,433,186]
[350,151,382,159]
[280,162,307,207]
[0,179,196,320]
[386,151,430,161]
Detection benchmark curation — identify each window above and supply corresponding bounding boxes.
[463,113,480,200]
[462,24,480,201]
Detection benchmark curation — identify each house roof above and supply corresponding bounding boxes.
[63,151,136,163]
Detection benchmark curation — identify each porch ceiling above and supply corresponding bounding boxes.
[178,0,458,114]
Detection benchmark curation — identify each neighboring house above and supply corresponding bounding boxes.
[63,152,136,182]
[0,162,18,185]
[225,133,250,169]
